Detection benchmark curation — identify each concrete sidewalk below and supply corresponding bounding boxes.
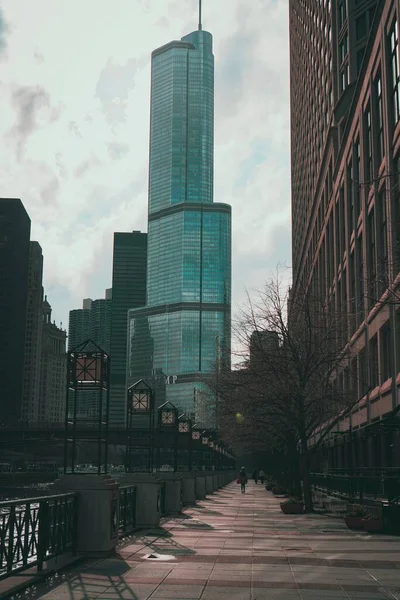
[32,481,400,600]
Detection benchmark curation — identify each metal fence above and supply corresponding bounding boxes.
[310,472,400,503]
[0,492,77,580]
[119,485,137,537]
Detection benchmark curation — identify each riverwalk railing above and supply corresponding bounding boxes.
[310,472,400,503]
[118,485,137,537]
[0,492,77,580]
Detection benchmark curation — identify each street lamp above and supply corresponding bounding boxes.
[157,401,179,471]
[178,414,192,471]
[126,379,155,473]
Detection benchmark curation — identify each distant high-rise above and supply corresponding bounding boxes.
[128,13,231,424]
[110,232,147,426]
[68,292,111,352]
[39,297,67,423]
[21,242,44,423]
[0,198,31,424]
[68,306,91,351]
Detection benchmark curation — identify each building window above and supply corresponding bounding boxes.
[368,209,376,306]
[365,105,372,184]
[359,346,367,396]
[375,75,384,166]
[369,335,379,389]
[381,323,392,382]
[356,14,367,40]
[377,188,388,293]
[392,156,400,275]
[354,139,361,221]
[347,161,354,233]
[338,0,347,30]
[339,185,345,260]
[349,252,356,334]
[390,19,400,126]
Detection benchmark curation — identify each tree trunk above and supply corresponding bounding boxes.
[301,438,313,512]
[288,442,302,498]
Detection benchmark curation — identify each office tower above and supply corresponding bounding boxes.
[289,0,400,467]
[128,11,231,425]
[39,297,67,423]
[21,242,44,423]
[68,305,91,351]
[0,198,31,425]
[68,292,112,352]
[110,232,147,426]
[91,295,112,353]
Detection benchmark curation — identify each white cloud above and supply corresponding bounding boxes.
[0,0,291,328]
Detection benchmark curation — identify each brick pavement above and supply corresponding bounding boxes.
[32,481,400,600]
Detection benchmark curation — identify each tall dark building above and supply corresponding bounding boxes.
[21,241,44,423]
[128,10,231,424]
[0,198,31,425]
[110,232,147,426]
[289,0,400,468]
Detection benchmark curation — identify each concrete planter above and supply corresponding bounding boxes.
[362,518,384,533]
[344,516,364,530]
[280,502,303,515]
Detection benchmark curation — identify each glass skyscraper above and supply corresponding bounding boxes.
[128,23,231,424]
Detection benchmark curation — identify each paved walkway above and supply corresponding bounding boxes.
[33,481,400,600]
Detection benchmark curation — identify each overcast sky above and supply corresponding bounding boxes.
[0,0,290,330]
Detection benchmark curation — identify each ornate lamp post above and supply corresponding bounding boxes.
[178,414,192,471]
[64,340,110,475]
[157,401,179,471]
[126,379,155,473]
[201,432,209,471]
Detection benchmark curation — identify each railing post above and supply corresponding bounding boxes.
[6,506,16,574]
[37,500,50,572]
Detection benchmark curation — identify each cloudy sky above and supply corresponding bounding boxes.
[0,0,290,329]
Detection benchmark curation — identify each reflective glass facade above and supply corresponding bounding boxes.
[128,27,231,426]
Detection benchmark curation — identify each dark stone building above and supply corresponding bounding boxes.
[109,231,147,426]
[0,199,31,425]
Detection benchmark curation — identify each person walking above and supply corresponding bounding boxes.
[259,469,265,484]
[238,467,248,493]
[252,469,258,484]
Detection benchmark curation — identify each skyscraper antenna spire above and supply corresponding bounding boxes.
[198,0,202,30]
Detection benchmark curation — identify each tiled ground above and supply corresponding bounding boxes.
[34,482,400,600]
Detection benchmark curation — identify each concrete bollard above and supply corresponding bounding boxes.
[158,472,182,514]
[195,472,206,499]
[55,474,119,557]
[181,473,196,505]
[212,473,218,490]
[205,473,214,495]
[117,473,161,528]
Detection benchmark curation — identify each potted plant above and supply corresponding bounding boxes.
[344,504,368,530]
[265,481,274,491]
[272,486,287,495]
[362,513,384,533]
[280,497,304,514]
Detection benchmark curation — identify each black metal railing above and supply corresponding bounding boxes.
[0,492,77,580]
[310,472,400,503]
[118,485,137,537]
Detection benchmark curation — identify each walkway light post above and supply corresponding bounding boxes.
[64,339,110,475]
[157,401,179,472]
[178,414,192,471]
[192,428,201,470]
[126,379,155,473]
[201,432,209,470]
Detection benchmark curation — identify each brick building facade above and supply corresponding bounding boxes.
[290,0,400,468]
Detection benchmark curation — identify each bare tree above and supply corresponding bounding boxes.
[210,273,368,512]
